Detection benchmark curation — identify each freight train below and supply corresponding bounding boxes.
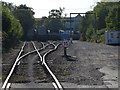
[27,26,80,41]
[35,26,60,41]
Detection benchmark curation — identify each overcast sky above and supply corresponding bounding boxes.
[2,0,101,18]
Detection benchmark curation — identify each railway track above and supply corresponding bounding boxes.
[2,41,63,90]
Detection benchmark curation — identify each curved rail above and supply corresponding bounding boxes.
[18,42,55,60]
[31,41,63,90]
[42,44,63,90]
[2,41,62,89]
[2,42,26,89]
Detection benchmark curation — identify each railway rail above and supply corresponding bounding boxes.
[2,41,63,90]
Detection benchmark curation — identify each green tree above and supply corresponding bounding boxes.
[78,2,119,42]
[79,12,95,41]
[14,4,35,39]
[35,16,48,28]
[46,18,63,33]
[2,5,23,50]
[94,2,109,30]
[106,5,120,30]
[49,7,65,18]
[78,16,86,41]
[86,24,94,41]
[45,8,65,33]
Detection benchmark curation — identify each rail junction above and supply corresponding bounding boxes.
[2,40,118,90]
[2,41,64,90]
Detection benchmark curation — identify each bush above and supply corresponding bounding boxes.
[2,6,23,50]
[86,24,94,41]
[97,28,106,43]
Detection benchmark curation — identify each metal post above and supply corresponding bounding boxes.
[94,13,97,43]
[64,47,67,56]
[70,13,97,43]
[70,14,72,38]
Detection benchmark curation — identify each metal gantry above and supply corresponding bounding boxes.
[70,12,97,43]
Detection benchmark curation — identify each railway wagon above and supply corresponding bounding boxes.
[72,31,80,40]
[105,30,120,45]
[37,26,48,41]
[48,32,60,40]
[27,29,35,40]
[59,30,70,40]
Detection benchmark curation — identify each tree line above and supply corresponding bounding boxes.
[2,1,66,52]
[79,2,120,43]
[2,1,119,52]
[35,7,65,33]
[2,1,35,51]
[2,1,65,51]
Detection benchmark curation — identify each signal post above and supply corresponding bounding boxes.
[60,31,71,57]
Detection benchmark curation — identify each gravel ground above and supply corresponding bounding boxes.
[3,41,54,83]
[46,40,118,87]
[2,41,24,82]
[2,40,119,89]
[10,42,35,83]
